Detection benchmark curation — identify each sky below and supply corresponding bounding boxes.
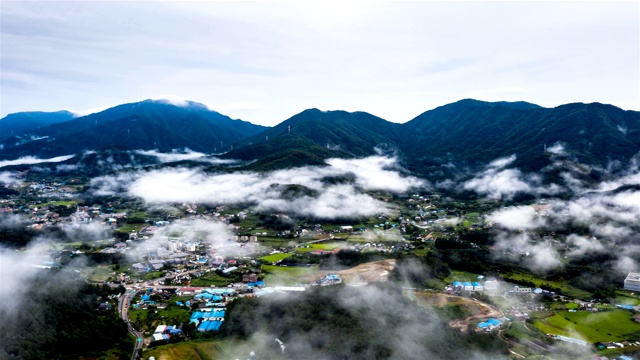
[1,1,638,126]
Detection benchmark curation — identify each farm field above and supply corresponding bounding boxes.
[444,270,482,284]
[532,309,640,343]
[262,264,319,285]
[258,252,292,263]
[142,340,225,360]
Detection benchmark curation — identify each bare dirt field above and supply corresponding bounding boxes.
[410,291,503,332]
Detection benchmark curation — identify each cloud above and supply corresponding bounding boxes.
[493,232,562,272]
[326,156,424,193]
[63,222,112,242]
[546,142,567,156]
[0,155,74,168]
[488,154,516,169]
[134,149,238,164]
[90,156,424,219]
[487,206,545,230]
[131,219,243,260]
[0,171,19,184]
[463,167,533,200]
[0,238,71,316]
[565,234,605,257]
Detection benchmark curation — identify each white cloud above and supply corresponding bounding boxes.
[546,142,567,156]
[0,155,74,168]
[488,155,516,169]
[487,206,545,230]
[463,168,533,200]
[566,234,605,257]
[90,156,423,219]
[493,232,562,272]
[0,171,18,184]
[134,149,237,164]
[2,1,637,125]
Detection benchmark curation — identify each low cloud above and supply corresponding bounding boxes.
[131,219,243,260]
[0,155,74,168]
[493,232,562,272]
[546,142,567,156]
[90,156,424,219]
[134,149,237,164]
[0,171,18,184]
[487,206,545,230]
[566,234,605,257]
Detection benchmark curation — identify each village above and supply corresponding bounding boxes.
[3,177,640,360]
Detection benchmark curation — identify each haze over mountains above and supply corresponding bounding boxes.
[1,98,638,179]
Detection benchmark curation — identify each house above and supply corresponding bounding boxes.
[514,286,532,293]
[463,282,474,291]
[472,282,483,291]
[132,263,147,273]
[453,281,463,290]
[624,272,640,291]
[149,259,165,270]
[176,287,202,296]
[243,273,258,283]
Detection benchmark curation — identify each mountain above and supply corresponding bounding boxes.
[3,98,638,178]
[0,100,267,159]
[0,110,75,142]
[400,99,640,175]
[223,108,402,170]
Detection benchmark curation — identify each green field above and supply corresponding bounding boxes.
[295,243,341,253]
[505,272,592,299]
[258,252,292,263]
[142,340,225,360]
[189,272,235,287]
[444,270,481,283]
[616,290,640,306]
[532,309,640,342]
[87,265,116,283]
[262,264,318,285]
[142,339,282,360]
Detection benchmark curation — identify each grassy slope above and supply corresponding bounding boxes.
[532,309,640,342]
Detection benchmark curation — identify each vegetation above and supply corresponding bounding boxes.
[0,275,130,359]
[532,309,640,342]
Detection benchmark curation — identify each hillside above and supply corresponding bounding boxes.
[223,108,402,170]
[400,99,640,175]
[0,100,267,159]
[0,110,75,142]
[2,99,638,178]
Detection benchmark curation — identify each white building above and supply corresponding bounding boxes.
[624,272,640,292]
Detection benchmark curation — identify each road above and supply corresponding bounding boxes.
[119,290,143,360]
[114,267,207,360]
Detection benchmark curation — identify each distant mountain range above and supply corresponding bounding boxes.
[0,100,266,159]
[1,98,638,178]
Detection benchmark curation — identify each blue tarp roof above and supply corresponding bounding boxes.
[463,282,472,286]
[453,281,463,286]
[478,318,501,328]
[472,282,481,286]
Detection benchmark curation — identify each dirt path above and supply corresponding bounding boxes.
[446,296,503,332]
[301,259,397,285]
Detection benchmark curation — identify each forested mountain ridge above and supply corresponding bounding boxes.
[0,100,267,159]
[2,99,638,177]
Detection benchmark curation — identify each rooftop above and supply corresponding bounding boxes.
[625,272,640,283]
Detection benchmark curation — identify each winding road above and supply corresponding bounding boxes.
[119,291,143,360]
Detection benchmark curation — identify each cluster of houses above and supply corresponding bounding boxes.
[152,325,182,342]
